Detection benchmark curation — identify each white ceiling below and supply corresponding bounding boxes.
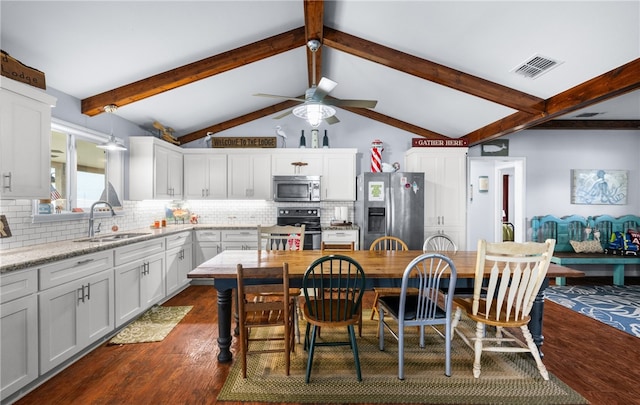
[2,1,639,141]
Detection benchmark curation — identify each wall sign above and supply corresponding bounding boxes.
[211,137,277,148]
[412,138,468,147]
[481,139,509,156]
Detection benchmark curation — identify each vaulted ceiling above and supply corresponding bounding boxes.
[2,1,639,147]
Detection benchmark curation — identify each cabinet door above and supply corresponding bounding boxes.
[183,154,208,199]
[206,154,227,199]
[114,261,144,327]
[323,153,356,201]
[166,244,192,295]
[1,295,38,399]
[272,152,323,176]
[227,153,271,199]
[167,150,183,199]
[39,269,114,374]
[0,84,55,199]
[143,254,165,308]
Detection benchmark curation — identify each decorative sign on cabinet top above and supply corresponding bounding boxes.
[212,137,277,148]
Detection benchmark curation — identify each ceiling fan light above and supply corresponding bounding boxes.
[97,135,127,151]
[292,103,336,128]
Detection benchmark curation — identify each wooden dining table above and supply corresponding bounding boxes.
[188,249,584,363]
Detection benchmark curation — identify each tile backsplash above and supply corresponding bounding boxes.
[0,199,353,251]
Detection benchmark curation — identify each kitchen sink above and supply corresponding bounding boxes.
[74,232,151,243]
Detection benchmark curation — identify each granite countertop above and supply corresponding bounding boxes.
[1,223,360,273]
[0,224,257,274]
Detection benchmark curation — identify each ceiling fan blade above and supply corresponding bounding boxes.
[312,77,338,100]
[254,93,306,103]
[324,98,378,108]
[273,109,293,119]
[325,115,340,125]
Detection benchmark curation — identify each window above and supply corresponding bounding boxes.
[34,119,124,220]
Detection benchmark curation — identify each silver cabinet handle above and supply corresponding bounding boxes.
[76,258,94,266]
[77,285,85,304]
[2,173,12,191]
[85,283,91,301]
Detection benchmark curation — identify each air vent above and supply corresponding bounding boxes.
[511,54,562,79]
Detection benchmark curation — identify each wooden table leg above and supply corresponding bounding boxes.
[216,286,233,362]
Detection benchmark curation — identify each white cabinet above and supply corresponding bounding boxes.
[227,151,271,199]
[322,229,359,250]
[183,151,227,199]
[322,152,356,201]
[114,238,166,327]
[271,151,323,176]
[1,268,38,400]
[38,251,114,374]
[194,230,222,267]
[165,231,193,295]
[0,78,56,199]
[222,229,258,250]
[129,137,183,200]
[405,147,468,250]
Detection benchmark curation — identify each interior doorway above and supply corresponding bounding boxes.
[467,157,526,245]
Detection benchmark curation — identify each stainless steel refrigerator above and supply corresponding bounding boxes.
[355,172,425,250]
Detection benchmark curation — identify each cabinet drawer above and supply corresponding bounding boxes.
[39,251,113,290]
[195,230,221,242]
[114,238,165,266]
[0,268,37,304]
[166,231,193,250]
[323,230,358,240]
[222,229,256,242]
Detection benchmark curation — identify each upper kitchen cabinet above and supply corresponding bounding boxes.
[405,147,468,250]
[183,150,227,199]
[322,151,357,201]
[129,137,183,200]
[271,150,323,176]
[227,150,271,200]
[0,79,56,199]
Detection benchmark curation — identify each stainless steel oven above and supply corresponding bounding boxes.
[276,207,321,250]
[273,175,321,202]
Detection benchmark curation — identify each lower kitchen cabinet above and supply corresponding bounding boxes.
[114,252,165,327]
[222,229,257,250]
[1,269,38,401]
[166,231,193,295]
[39,268,115,374]
[194,230,222,267]
[322,229,359,250]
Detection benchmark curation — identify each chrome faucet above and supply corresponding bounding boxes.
[88,200,116,237]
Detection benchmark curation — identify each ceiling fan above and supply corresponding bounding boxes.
[254,39,377,127]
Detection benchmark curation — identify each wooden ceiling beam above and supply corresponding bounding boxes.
[81,27,307,117]
[322,27,546,115]
[178,100,302,145]
[304,0,324,87]
[463,58,640,145]
[340,105,451,140]
[533,120,640,130]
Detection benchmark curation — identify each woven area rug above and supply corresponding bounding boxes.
[545,284,640,338]
[109,305,192,344]
[218,310,588,404]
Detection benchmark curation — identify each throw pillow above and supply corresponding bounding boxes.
[570,240,603,253]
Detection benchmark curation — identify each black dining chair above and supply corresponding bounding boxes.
[301,254,366,383]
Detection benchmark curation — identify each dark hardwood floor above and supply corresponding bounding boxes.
[13,278,640,405]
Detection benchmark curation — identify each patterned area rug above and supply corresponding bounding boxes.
[218,310,588,404]
[109,305,192,344]
[545,285,640,338]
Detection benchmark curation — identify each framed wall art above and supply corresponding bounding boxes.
[570,169,628,205]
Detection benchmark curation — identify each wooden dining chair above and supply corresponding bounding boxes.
[258,224,305,251]
[378,253,458,379]
[257,224,306,343]
[368,236,410,330]
[236,263,295,379]
[301,255,366,383]
[451,239,556,380]
[422,234,458,253]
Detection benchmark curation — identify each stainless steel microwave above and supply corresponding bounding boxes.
[272,175,321,202]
